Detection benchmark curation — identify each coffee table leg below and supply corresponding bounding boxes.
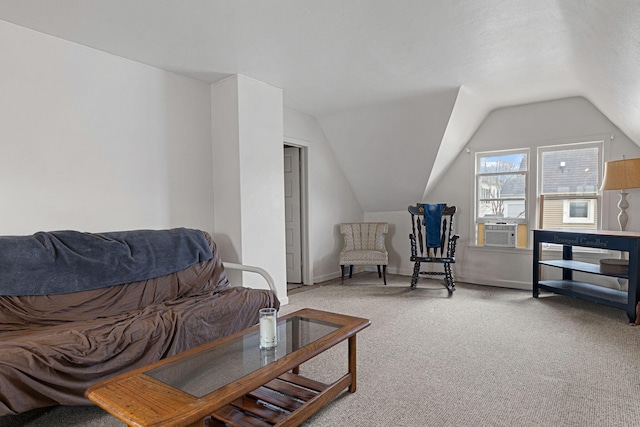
[349,335,357,393]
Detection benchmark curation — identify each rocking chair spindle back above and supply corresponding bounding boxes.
[408,204,459,292]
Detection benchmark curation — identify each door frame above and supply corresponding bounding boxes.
[284,137,311,286]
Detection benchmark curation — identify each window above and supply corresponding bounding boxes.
[563,199,594,223]
[538,142,602,230]
[475,149,528,223]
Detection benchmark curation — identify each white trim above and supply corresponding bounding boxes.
[456,275,531,291]
[562,199,595,223]
[475,148,529,223]
[537,140,604,230]
[283,137,312,286]
[283,135,312,146]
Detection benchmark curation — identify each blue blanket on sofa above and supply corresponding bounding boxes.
[0,228,212,296]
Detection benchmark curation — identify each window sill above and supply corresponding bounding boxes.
[468,244,532,254]
[467,244,614,257]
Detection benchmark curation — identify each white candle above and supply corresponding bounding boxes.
[260,315,277,348]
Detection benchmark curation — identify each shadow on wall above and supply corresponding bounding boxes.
[212,233,242,286]
[311,224,346,282]
[329,223,345,278]
[211,233,239,263]
[385,223,401,272]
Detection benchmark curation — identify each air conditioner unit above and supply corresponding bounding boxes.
[484,223,517,247]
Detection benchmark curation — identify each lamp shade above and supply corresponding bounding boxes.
[600,158,640,191]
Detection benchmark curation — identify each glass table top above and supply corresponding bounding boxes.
[145,316,341,397]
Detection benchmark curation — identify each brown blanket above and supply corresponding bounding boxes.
[0,232,279,416]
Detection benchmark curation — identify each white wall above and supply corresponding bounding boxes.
[9,20,636,295]
[212,75,288,303]
[319,90,458,212]
[0,18,354,296]
[368,97,640,289]
[284,107,363,283]
[0,20,214,235]
[211,77,242,261]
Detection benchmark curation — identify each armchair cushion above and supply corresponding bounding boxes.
[339,249,388,265]
[339,223,389,266]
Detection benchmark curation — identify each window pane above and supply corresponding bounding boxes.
[541,147,599,194]
[478,174,526,199]
[478,199,526,219]
[560,199,596,225]
[538,141,601,231]
[479,153,527,173]
[507,202,526,218]
[569,201,589,218]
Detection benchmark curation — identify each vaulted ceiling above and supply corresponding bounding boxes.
[1,1,639,212]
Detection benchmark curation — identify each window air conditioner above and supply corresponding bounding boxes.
[484,223,517,247]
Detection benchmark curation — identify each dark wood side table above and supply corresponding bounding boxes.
[532,228,640,322]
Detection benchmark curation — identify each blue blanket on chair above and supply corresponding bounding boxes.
[422,203,445,248]
[0,228,212,296]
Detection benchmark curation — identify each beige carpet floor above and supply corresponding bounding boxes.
[3,273,640,426]
[281,274,640,426]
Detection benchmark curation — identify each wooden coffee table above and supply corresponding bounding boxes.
[85,308,370,427]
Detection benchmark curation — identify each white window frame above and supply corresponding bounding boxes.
[475,148,529,225]
[562,199,595,223]
[537,141,603,230]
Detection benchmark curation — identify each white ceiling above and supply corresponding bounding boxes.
[1,0,639,211]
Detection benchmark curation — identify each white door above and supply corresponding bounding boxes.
[284,146,302,283]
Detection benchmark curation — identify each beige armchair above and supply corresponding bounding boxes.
[339,222,389,285]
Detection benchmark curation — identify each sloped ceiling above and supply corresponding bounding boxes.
[0,1,639,212]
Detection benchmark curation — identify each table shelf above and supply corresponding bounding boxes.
[539,259,628,279]
[537,280,627,309]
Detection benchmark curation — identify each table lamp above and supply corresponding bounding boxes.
[600,156,640,231]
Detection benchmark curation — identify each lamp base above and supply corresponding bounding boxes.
[617,191,629,231]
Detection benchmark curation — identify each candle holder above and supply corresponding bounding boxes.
[259,307,277,349]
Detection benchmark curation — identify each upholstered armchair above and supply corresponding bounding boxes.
[339,222,389,285]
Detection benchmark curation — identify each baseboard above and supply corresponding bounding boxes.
[312,267,530,292]
[314,266,368,284]
[374,267,531,291]
[278,295,290,305]
[313,271,343,284]
[455,275,530,291]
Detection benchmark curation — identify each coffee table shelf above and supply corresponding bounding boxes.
[210,372,329,426]
[86,308,370,427]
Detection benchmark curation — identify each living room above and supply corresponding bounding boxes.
[3,3,640,300]
[2,2,640,425]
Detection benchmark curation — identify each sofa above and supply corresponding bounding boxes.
[0,228,279,416]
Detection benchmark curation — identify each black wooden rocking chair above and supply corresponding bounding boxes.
[409,203,459,292]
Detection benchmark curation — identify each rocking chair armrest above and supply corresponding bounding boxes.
[409,233,418,256]
[448,234,460,257]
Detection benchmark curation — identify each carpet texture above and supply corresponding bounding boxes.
[3,273,640,426]
[281,274,640,426]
